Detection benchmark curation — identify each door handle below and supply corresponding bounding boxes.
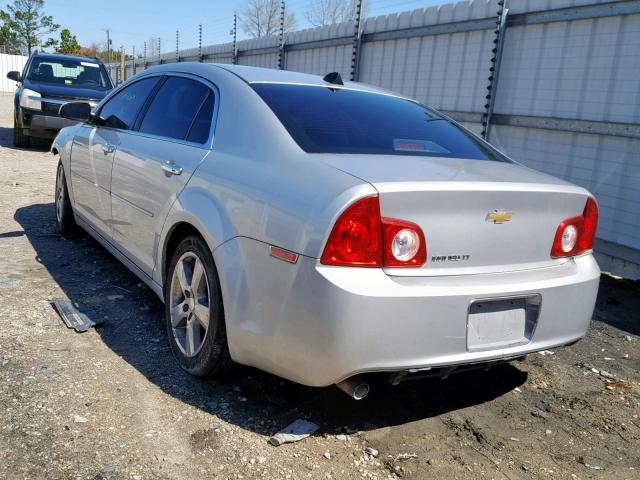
[102,143,116,155]
[162,160,183,176]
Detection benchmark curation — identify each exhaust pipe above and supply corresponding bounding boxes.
[336,376,370,400]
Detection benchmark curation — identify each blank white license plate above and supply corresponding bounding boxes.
[467,298,528,351]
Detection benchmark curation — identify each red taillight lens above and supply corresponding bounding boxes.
[579,196,598,252]
[321,196,427,267]
[320,196,383,267]
[550,197,598,258]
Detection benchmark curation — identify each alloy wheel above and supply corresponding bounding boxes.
[55,166,65,224]
[169,251,211,357]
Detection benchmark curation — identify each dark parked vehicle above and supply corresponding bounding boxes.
[7,51,113,147]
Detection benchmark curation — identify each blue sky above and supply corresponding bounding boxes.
[40,0,447,54]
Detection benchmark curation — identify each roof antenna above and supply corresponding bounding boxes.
[323,72,344,86]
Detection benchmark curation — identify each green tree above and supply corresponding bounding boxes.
[56,28,79,54]
[0,22,21,54]
[0,0,59,54]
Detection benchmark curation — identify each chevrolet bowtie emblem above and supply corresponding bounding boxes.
[486,210,513,224]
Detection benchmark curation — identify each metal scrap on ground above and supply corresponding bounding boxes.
[52,299,102,333]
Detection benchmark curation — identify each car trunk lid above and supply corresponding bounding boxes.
[318,155,590,275]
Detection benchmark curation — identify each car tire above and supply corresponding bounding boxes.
[54,162,76,236]
[165,235,233,377]
[13,113,30,148]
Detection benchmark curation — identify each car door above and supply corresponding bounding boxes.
[110,74,216,276]
[70,76,162,237]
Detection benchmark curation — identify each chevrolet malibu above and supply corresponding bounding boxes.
[51,63,600,399]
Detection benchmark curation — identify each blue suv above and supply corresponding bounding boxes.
[7,51,113,147]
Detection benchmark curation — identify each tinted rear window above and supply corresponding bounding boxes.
[186,93,214,144]
[252,84,505,161]
[139,77,210,141]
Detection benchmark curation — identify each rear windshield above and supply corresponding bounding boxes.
[252,83,506,161]
[27,57,112,90]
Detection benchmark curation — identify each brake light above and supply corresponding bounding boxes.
[320,196,426,267]
[550,197,598,258]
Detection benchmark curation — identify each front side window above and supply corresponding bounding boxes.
[27,57,112,89]
[252,83,508,161]
[139,77,212,142]
[99,77,160,130]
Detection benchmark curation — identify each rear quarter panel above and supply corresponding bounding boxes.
[153,68,372,286]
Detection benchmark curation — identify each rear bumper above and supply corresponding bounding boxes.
[217,238,600,386]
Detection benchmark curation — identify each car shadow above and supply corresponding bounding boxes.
[15,202,529,437]
[594,274,640,336]
[0,126,51,151]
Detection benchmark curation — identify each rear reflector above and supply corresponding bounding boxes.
[550,197,598,258]
[270,246,299,264]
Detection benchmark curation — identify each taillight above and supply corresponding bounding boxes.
[321,196,426,267]
[320,196,383,267]
[382,217,427,267]
[550,197,598,258]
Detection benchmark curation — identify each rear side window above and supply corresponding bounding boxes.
[99,77,160,130]
[252,84,506,161]
[186,94,214,144]
[139,77,211,142]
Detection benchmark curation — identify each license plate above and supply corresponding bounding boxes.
[467,296,538,351]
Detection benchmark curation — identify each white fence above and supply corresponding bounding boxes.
[0,53,27,93]
[110,0,640,280]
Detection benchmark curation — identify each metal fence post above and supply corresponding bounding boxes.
[132,45,136,75]
[143,42,147,70]
[120,46,125,82]
[277,0,286,69]
[481,0,509,140]
[232,14,238,65]
[198,24,203,62]
[350,0,364,81]
[176,30,180,63]
[158,37,162,64]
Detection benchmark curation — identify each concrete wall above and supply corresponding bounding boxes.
[112,0,640,278]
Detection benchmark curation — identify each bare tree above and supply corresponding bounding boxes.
[305,0,355,27]
[239,0,296,39]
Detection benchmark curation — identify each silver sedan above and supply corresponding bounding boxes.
[52,64,600,399]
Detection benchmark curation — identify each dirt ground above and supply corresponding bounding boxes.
[0,92,638,480]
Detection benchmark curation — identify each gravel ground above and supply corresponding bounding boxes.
[0,92,638,480]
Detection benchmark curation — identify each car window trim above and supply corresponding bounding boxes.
[94,74,165,132]
[131,75,168,132]
[92,71,220,149]
[184,90,212,143]
[132,72,218,147]
[134,74,209,140]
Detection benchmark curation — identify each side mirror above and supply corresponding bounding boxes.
[6,71,21,82]
[59,102,92,122]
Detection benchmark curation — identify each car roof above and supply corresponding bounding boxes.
[33,52,102,64]
[142,62,395,96]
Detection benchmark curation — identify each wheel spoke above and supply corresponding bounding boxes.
[170,302,187,327]
[191,259,205,293]
[175,259,190,291]
[185,320,196,356]
[193,302,209,330]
